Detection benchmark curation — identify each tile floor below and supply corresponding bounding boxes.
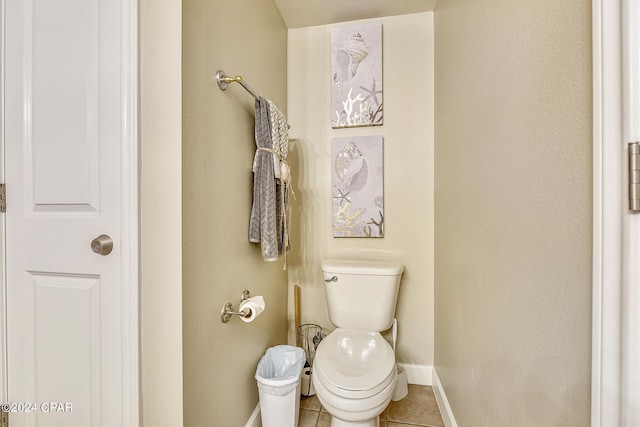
[298,384,445,427]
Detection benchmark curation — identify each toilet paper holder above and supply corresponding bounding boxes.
[220,290,252,323]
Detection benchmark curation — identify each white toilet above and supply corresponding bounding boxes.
[313,259,404,427]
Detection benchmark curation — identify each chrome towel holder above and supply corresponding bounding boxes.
[214,69,291,130]
[215,70,259,99]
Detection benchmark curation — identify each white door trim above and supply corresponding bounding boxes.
[0,0,140,422]
[0,0,7,406]
[120,0,141,424]
[592,0,623,425]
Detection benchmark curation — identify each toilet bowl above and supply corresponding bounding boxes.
[316,260,405,427]
[313,328,397,427]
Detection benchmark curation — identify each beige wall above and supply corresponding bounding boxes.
[434,1,592,426]
[140,1,183,426]
[182,1,288,425]
[287,13,435,367]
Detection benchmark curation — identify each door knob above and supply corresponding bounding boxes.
[91,234,113,256]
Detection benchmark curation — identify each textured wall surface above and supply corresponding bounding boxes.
[140,1,183,425]
[182,1,288,425]
[434,1,592,425]
[286,12,435,367]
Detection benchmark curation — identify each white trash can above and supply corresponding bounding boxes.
[255,345,305,427]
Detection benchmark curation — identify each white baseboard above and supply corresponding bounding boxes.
[432,369,458,427]
[245,403,261,427]
[397,363,433,385]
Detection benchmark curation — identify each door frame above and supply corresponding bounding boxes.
[119,0,140,424]
[0,0,140,423]
[591,0,640,425]
[0,0,7,406]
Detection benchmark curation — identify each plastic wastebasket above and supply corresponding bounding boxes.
[255,345,306,427]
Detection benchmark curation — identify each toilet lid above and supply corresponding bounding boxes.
[314,329,395,393]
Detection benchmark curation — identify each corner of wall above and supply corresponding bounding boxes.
[432,369,458,427]
[140,0,184,425]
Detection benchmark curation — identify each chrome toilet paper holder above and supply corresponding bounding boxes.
[221,289,252,323]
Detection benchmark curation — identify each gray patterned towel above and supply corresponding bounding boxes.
[249,96,281,262]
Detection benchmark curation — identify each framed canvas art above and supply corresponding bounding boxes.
[332,136,384,237]
[331,22,383,128]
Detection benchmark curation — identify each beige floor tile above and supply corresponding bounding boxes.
[386,385,444,427]
[317,411,332,427]
[300,395,322,411]
[380,407,387,421]
[298,409,319,427]
[307,385,444,427]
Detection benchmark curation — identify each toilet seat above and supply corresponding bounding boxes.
[314,328,396,399]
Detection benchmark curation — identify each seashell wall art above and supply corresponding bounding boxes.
[331,22,383,128]
[332,136,384,238]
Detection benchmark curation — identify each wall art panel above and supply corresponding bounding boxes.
[332,136,384,237]
[331,22,383,128]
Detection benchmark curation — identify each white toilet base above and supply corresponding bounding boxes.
[329,415,380,427]
[313,366,395,427]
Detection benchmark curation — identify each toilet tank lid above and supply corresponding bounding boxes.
[321,259,404,276]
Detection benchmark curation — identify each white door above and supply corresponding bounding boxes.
[2,0,139,426]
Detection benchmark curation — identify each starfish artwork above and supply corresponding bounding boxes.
[360,78,382,107]
[360,78,383,125]
[333,189,351,207]
[331,136,384,238]
[331,22,383,128]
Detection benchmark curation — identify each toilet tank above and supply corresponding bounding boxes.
[321,259,404,332]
